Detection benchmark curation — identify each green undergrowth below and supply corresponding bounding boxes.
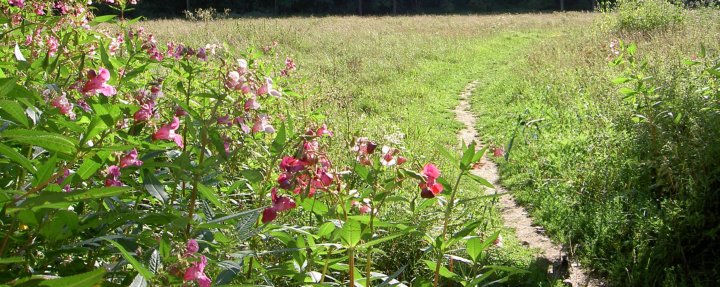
[471,9,720,286]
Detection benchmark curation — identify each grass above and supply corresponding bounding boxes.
[471,8,720,286]
[140,13,598,285]
[141,9,720,285]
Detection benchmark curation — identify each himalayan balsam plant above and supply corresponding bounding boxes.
[0,0,516,286]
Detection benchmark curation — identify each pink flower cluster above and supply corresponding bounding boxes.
[262,125,336,223]
[419,164,443,198]
[183,239,211,287]
[104,149,144,187]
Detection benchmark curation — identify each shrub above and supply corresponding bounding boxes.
[605,0,686,31]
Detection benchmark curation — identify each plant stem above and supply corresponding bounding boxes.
[348,247,355,287]
[321,246,334,282]
[433,171,466,287]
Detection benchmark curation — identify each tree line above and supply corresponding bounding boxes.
[127,0,597,18]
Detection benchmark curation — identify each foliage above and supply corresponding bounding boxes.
[602,0,686,31]
[0,0,516,286]
[471,8,720,286]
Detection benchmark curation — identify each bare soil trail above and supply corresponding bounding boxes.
[453,81,603,287]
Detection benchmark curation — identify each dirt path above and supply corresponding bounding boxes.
[454,81,603,287]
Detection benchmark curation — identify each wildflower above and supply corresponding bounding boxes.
[261,188,297,224]
[47,36,58,57]
[257,77,281,97]
[353,137,377,165]
[51,93,76,120]
[185,239,199,256]
[316,124,333,137]
[609,39,620,56]
[225,71,242,90]
[380,146,399,167]
[55,169,71,192]
[108,34,123,56]
[33,3,45,15]
[9,0,24,8]
[244,96,260,111]
[277,173,293,190]
[119,149,143,168]
[252,114,275,133]
[493,147,505,157]
[237,59,248,74]
[81,68,117,96]
[353,199,373,214]
[197,47,207,61]
[175,106,188,117]
[233,116,250,134]
[493,234,504,248]
[280,156,306,173]
[419,163,443,198]
[216,115,232,126]
[104,165,122,187]
[281,57,296,76]
[397,156,407,165]
[153,117,184,148]
[183,255,211,287]
[133,97,155,122]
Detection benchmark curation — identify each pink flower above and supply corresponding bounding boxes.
[352,199,373,215]
[51,93,76,120]
[277,173,293,190]
[261,188,297,224]
[252,114,275,133]
[316,124,333,137]
[33,3,45,15]
[397,156,407,165]
[47,36,58,57]
[9,0,24,8]
[280,156,306,173]
[257,77,281,97]
[244,96,260,111]
[119,149,143,168]
[237,59,248,74]
[183,255,211,287]
[197,47,207,61]
[493,147,505,157]
[153,117,184,148]
[217,115,232,126]
[419,164,443,198]
[104,165,122,187]
[380,146,399,167]
[82,68,117,96]
[185,239,199,256]
[225,71,242,90]
[133,99,155,122]
[55,169,71,192]
[233,117,250,134]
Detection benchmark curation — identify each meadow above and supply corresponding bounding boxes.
[1,0,718,286]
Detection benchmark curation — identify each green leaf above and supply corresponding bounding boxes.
[270,123,286,155]
[103,238,154,279]
[0,257,23,264]
[354,164,371,182]
[77,154,104,180]
[467,231,499,262]
[611,77,631,84]
[317,221,336,238]
[32,156,59,186]
[1,129,76,155]
[471,146,488,164]
[422,260,461,282]
[142,169,168,204]
[619,87,637,96]
[467,173,494,189]
[359,232,405,248]
[18,187,130,211]
[90,15,116,26]
[0,100,29,127]
[340,219,362,247]
[39,268,106,287]
[301,198,328,216]
[197,183,223,208]
[0,143,35,172]
[460,141,476,170]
